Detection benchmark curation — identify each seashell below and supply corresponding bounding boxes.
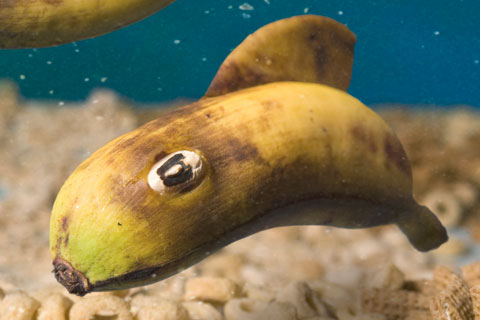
[361,288,429,319]
[429,266,473,320]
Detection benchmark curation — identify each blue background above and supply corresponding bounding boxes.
[0,0,479,107]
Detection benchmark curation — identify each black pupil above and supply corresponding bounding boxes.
[157,153,193,187]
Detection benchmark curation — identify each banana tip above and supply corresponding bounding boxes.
[53,258,91,296]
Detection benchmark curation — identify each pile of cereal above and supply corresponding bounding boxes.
[0,80,479,319]
[2,261,480,319]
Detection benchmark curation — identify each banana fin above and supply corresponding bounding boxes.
[205,15,356,97]
[396,204,448,252]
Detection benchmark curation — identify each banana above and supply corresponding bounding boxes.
[49,15,448,296]
[0,0,175,49]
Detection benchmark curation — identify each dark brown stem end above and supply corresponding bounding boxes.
[53,258,91,296]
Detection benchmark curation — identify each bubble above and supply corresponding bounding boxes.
[239,3,254,10]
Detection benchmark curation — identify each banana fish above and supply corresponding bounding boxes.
[44,15,448,296]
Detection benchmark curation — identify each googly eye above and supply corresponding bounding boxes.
[147,150,205,194]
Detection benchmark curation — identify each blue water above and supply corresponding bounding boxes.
[0,0,479,107]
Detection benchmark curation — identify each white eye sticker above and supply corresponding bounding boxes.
[147,150,205,194]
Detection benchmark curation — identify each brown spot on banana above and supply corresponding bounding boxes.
[384,132,411,176]
[61,217,68,231]
[351,125,378,153]
[0,0,176,48]
[205,15,356,97]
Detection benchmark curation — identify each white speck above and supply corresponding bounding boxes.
[46,60,52,65]
[228,5,233,9]
[242,13,251,19]
[475,60,479,64]
[303,7,309,13]
[27,54,33,58]
[443,303,452,320]
[75,204,80,209]
[75,49,80,53]
[434,31,440,36]
[100,77,108,83]
[173,39,181,44]
[49,90,54,95]
[204,10,210,14]
[92,99,99,104]
[201,57,207,62]
[239,3,254,10]
[19,74,26,80]
[264,0,270,4]
[338,10,344,15]
[84,77,90,82]
[58,101,65,106]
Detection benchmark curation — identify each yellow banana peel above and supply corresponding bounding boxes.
[0,0,175,48]
[48,15,448,295]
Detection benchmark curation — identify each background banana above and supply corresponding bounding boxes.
[0,0,175,48]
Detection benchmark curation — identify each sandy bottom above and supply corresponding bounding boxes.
[0,81,479,319]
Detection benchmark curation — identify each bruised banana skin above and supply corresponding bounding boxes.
[49,15,447,295]
[0,0,175,49]
[50,81,447,295]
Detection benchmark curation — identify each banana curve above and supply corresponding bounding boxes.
[0,0,175,48]
[49,82,447,295]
